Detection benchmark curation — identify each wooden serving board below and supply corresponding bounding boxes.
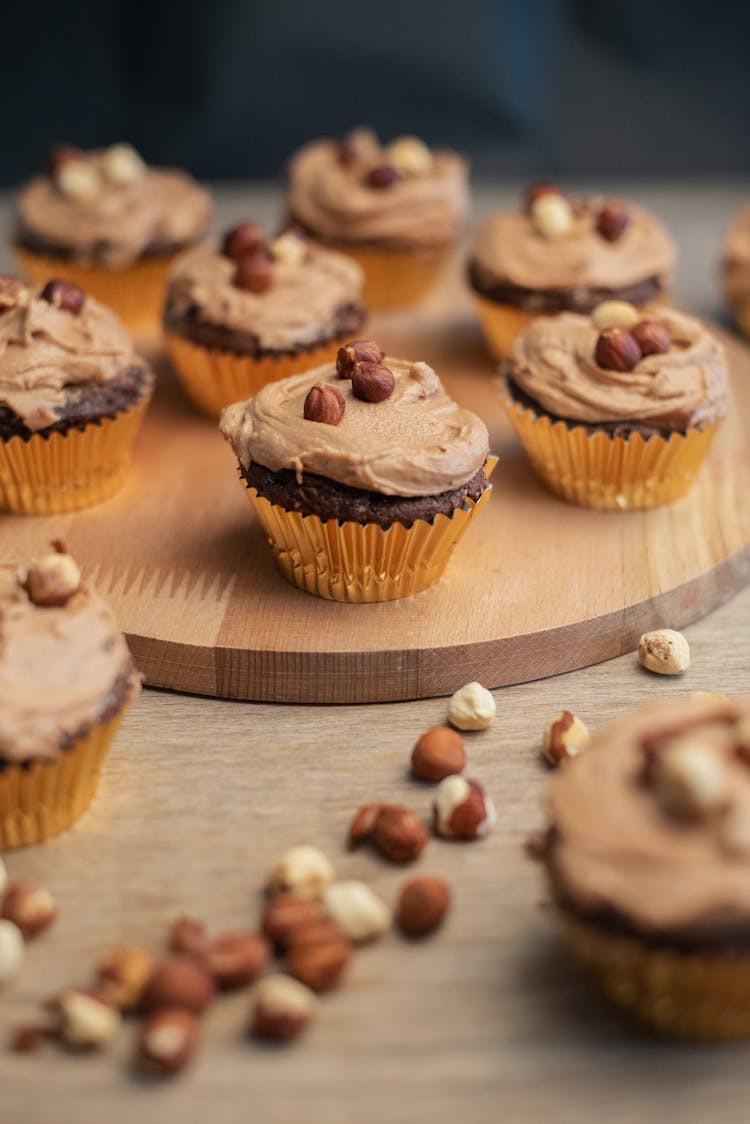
[5,297,750,704]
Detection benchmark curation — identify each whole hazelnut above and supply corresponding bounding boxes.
[372,805,429,863]
[365,164,400,189]
[351,362,396,403]
[638,629,690,675]
[39,279,86,315]
[411,726,466,782]
[447,682,496,731]
[52,989,121,1051]
[595,328,642,372]
[24,551,81,607]
[432,776,496,840]
[101,143,146,185]
[652,740,729,821]
[168,915,208,958]
[531,193,573,238]
[0,920,24,984]
[386,136,433,175]
[251,974,316,1042]
[270,230,307,267]
[303,383,346,426]
[234,251,274,294]
[286,920,351,993]
[322,881,391,944]
[542,711,590,766]
[261,893,324,952]
[267,845,335,900]
[590,300,639,331]
[222,222,264,260]
[596,200,630,242]
[396,876,451,937]
[140,956,216,1015]
[348,803,383,848]
[336,339,384,378]
[1,883,57,939]
[205,932,270,990]
[523,183,560,212]
[137,1009,199,1076]
[632,319,671,356]
[96,945,154,1012]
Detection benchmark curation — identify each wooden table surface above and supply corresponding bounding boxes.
[2,182,750,1124]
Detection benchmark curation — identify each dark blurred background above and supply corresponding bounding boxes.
[6,0,750,185]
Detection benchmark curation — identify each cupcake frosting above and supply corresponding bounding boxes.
[288,129,468,249]
[0,286,147,432]
[722,204,750,304]
[220,356,489,497]
[508,309,728,429]
[0,566,139,763]
[472,197,674,291]
[545,697,750,940]
[166,240,364,350]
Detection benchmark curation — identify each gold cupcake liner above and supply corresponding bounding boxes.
[0,398,150,514]
[561,911,750,1041]
[241,457,497,602]
[0,707,129,850]
[473,295,533,361]
[165,332,351,419]
[325,242,453,311]
[504,393,716,511]
[14,247,179,337]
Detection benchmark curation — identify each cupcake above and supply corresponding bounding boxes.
[14,144,211,335]
[0,546,140,849]
[286,128,468,310]
[503,303,727,510]
[721,204,750,339]
[163,223,366,418]
[469,185,675,359]
[536,695,750,1040]
[219,339,494,602]
[0,276,155,514]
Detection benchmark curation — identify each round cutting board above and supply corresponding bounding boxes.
[5,301,750,704]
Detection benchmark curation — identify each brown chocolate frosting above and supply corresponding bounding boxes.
[722,203,750,306]
[287,129,468,249]
[0,566,139,763]
[220,356,489,498]
[471,196,674,293]
[0,286,150,432]
[545,697,750,942]
[507,308,728,430]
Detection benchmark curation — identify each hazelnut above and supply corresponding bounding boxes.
[336,339,384,378]
[411,726,466,782]
[286,920,351,993]
[531,193,573,238]
[96,945,154,1011]
[55,158,102,202]
[322,881,391,944]
[386,136,433,175]
[48,144,85,177]
[222,222,264,260]
[24,551,81,607]
[140,955,216,1015]
[137,1009,199,1076]
[348,803,383,848]
[693,691,731,704]
[432,776,496,840]
[1,882,57,939]
[261,893,324,952]
[0,858,6,898]
[270,230,307,267]
[638,629,690,675]
[267,845,335,899]
[303,383,346,426]
[39,279,86,315]
[205,932,270,990]
[523,183,560,211]
[542,711,590,766]
[652,740,729,821]
[0,277,28,312]
[168,915,208,958]
[372,805,429,863]
[365,164,400,189]
[524,828,551,861]
[351,362,396,403]
[252,974,316,1042]
[52,989,121,1051]
[596,200,630,242]
[101,142,145,185]
[234,251,274,294]
[0,920,24,984]
[396,876,451,937]
[632,319,671,356]
[447,682,496,731]
[10,1024,53,1054]
[594,328,641,372]
[590,300,639,331]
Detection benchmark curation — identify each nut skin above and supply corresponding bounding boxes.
[205,932,270,990]
[365,164,400,189]
[590,300,639,331]
[447,682,496,731]
[396,877,451,937]
[251,974,316,1042]
[531,193,573,238]
[303,383,346,426]
[541,711,590,766]
[234,251,274,294]
[51,989,121,1051]
[137,1009,199,1076]
[222,222,264,261]
[39,279,86,315]
[0,277,27,311]
[411,726,466,782]
[638,629,690,675]
[594,328,641,372]
[140,956,216,1015]
[261,894,324,952]
[432,776,496,840]
[96,945,154,1012]
[168,915,208,958]
[372,806,429,863]
[286,920,351,993]
[1,883,57,939]
[336,339,384,379]
[351,362,396,403]
[632,319,671,356]
[24,552,81,607]
[596,200,630,242]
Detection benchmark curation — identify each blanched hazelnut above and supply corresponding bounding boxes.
[24,551,81,607]
[323,881,391,944]
[52,990,121,1050]
[0,920,24,984]
[447,682,496,731]
[102,143,146,185]
[653,740,729,820]
[638,629,690,675]
[591,300,639,331]
[386,136,433,175]
[271,230,307,267]
[56,159,102,202]
[252,974,316,1042]
[531,193,573,238]
[267,845,335,899]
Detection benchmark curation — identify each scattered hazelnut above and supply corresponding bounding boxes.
[638,629,690,676]
[267,845,335,900]
[542,711,590,766]
[55,158,102,202]
[531,192,573,238]
[39,279,86,315]
[351,361,395,403]
[371,805,429,863]
[261,893,324,952]
[10,1024,53,1054]
[386,136,433,175]
[96,945,154,1012]
[101,143,146,185]
[632,319,671,356]
[596,200,630,242]
[303,383,346,426]
[252,974,316,1042]
[1,883,57,939]
[595,328,641,372]
[323,881,391,944]
[411,726,466,782]
[365,164,400,189]
[396,877,451,938]
[523,183,560,211]
[336,339,384,378]
[52,989,121,1051]
[24,551,81,607]
[590,300,639,331]
[447,682,496,731]
[140,955,216,1015]
[432,776,496,840]
[0,920,24,984]
[168,915,208,958]
[205,932,270,990]
[286,920,351,993]
[348,803,383,848]
[0,277,28,312]
[222,222,264,261]
[270,230,307,267]
[234,251,274,294]
[137,1009,199,1076]
[652,740,729,820]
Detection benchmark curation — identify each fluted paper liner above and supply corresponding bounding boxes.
[0,707,129,850]
[473,295,533,360]
[324,242,453,311]
[0,398,149,514]
[504,392,716,511]
[241,456,497,602]
[165,332,349,420]
[14,247,179,337]
[561,911,750,1041]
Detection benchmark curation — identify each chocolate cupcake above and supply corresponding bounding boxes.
[721,204,750,340]
[287,128,468,310]
[0,546,140,849]
[469,186,675,359]
[504,304,727,510]
[220,340,494,601]
[537,695,750,1040]
[0,276,154,514]
[14,144,211,334]
[163,223,366,418]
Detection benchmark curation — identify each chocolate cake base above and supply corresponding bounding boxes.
[241,461,489,529]
[14,223,203,266]
[468,258,663,315]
